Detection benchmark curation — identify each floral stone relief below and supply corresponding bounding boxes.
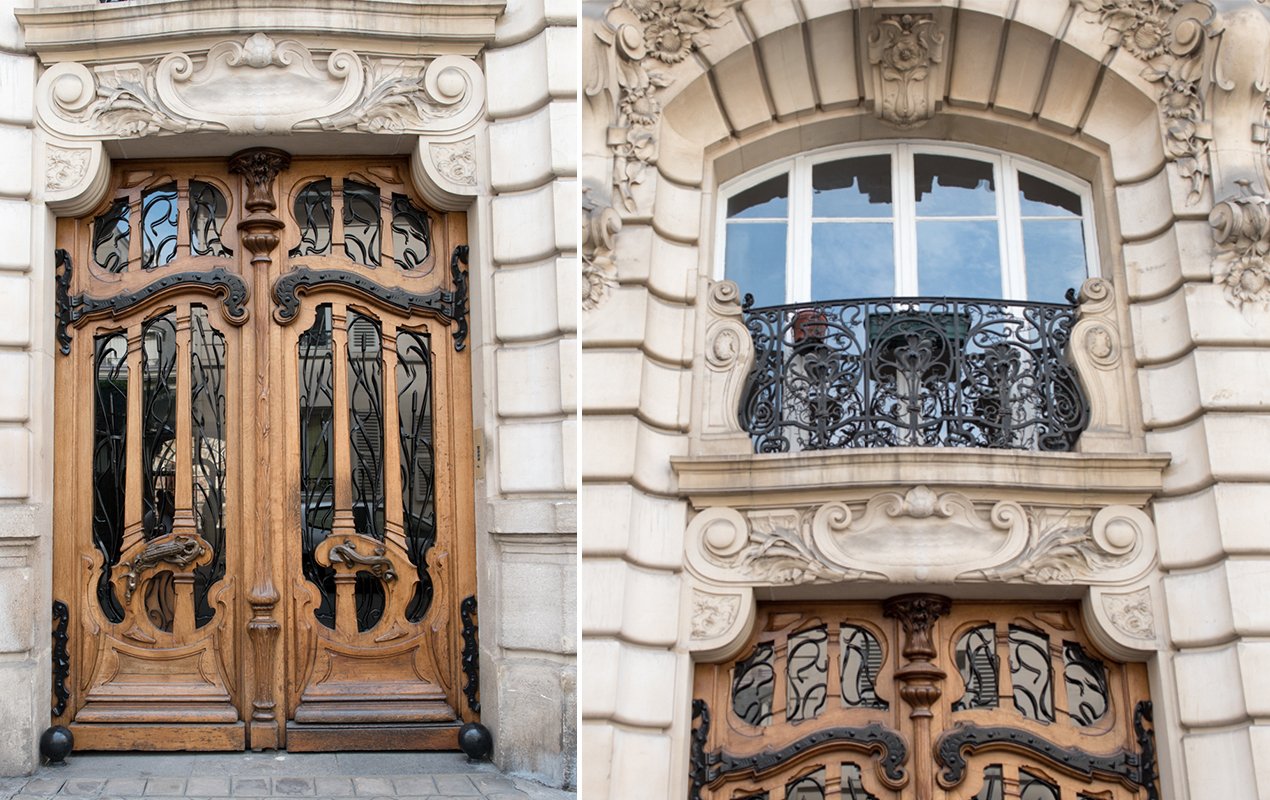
[36,34,485,139]
[866,13,946,129]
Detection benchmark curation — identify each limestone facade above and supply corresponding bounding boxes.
[0,0,576,787]
[581,0,1270,798]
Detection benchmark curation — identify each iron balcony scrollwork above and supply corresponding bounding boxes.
[55,253,249,356]
[51,601,69,717]
[690,698,908,799]
[461,594,480,713]
[273,244,471,351]
[935,702,1160,795]
[739,295,1089,452]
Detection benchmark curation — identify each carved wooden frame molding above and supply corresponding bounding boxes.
[23,20,492,216]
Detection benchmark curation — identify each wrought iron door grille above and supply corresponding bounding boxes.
[739,295,1089,453]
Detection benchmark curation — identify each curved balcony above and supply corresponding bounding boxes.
[738,294,1089,453]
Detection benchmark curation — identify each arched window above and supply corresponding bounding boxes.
[717,143,1099,307]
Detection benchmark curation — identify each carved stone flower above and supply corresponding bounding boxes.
[889,33,926,72]
[1130,16,1169,59]
[645,19,695,63]
[620,84,661,125]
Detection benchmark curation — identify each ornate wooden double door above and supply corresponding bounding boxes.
[52,150,477,751]
[692,598,1160,800]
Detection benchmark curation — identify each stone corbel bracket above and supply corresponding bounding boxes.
[1208,181,1270,308]
[690,280,754,455]
[862,8,950,130]
[1072,277,1141,453]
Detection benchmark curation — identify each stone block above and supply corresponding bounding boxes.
[0,276,31,347]
[0,427,30,499]
[1115,170,1175,242]
[0,664,37,774]
[498,421,564,493]
[555,256,577,334]
[545,26,576,98]
[948,11,1004,109]
[0,352,28,421]
[0,200,30,270]
[579,721,614,800]
[558,338,576,413]
[711,47,771,135]
[1163,564,1234,647]
[806,13,861,108]
[492,659,572,788]
[1144,419,1212,496]
[640,357,690,431]
[488,107,554,192]
[582,287,646,348]
[549,101,577,178]
[648,232,699,304]
[0,53,33,126]
[1037,42,1101,133]
[1082,73,1164,184]
[1128,288,1192,366]
[0,566,32,653]
[492,184,558,265]
[1206,414,1270,481]
[581,350,641,414]
[495,342,563,417]
[1238,643,1270,717]
[756,26,816,119]
[1185,282,1270,347]
[1137,355,1201,429]
[619,566,681,647]
[993,25,1051,119]
[579,638,620,717]
[1215,483,1270,554]
[561,417,576,491]
[493,260,561,342]
[1121,225,1181,302]
[642,295,694,365]
[614,643,679,728]
[1183,728,1258,800]
[580,417,687,495]
[1249,725,1270,800]
[1194,348,1270,411]
[499,555,571,652]
[609,725,672,799]
[650,177,703,245]
[740,0,799,38]
[1226,559,1270,635]
[553,179,577,253]
[0,128,30,199]
[1175,219,1215,282]
[662,74,730,157]
[1153,488,1223,569]
[1174,646,1246,726]
[579,485,633,557]
[494,0,545,44]
[543,0,574,25]
[485,34,549,118]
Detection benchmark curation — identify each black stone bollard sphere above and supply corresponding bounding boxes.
[39,726,73,765]
[457,721,492,761]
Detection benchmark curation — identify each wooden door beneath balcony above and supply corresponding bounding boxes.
[51,152,477,752]
[691,598,1160,800]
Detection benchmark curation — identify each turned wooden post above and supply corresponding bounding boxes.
[883,594,951,800]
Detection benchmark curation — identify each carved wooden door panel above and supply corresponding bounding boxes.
[691,599,1159,800]
[51,152,476,752]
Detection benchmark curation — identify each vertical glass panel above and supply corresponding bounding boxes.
[812,155,892,217]
[1023,219,1087,303]
[190,306,227,628]
[141,313,178,540]
[840,625,888,709]
[914,154,996,216]
[397,330,437,622]
[189,181,233,259]
[391,194,431,271]
[1019,769,1061,800]
[1009,626,1055,722]
[92,198,131,273]
[299,305,336,629]
[347,312,385,544]
[343,180,381,268]
[141,183,179,270]
[954,625,1000,711]
[290,179,334,258]
[1063,641,1109,727]
[916,220,1001,298]
[841,764,878,800]
[92,333,129,624]
[785,768,825,800]
[724,223,787,307]
[787,625,828,722]
[732,642,774,726]
[1019,172,1082,217]
[972,765,1005,800]
[811,223,894,300]
[727,175,788,219]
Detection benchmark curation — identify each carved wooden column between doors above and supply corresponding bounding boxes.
[229,147,291,748]
[883,594,951,800]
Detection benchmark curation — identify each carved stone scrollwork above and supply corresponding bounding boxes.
[36,35,485,140]
[582,186,621,311]
[1209,180,1270,307]
[430,138,477,187]
[1102,587,1158,641]
[690,589,741,640]
[46,145,89,191]
[1070,277,1137,453]
[696,281,755,449]
[866,13,947,129]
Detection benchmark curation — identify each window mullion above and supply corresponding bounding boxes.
[999,156,1024,301]
[790,158,812,303]
[896,144,918,295]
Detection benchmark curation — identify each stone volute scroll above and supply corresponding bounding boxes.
[1071,277,1141,454]
[692,280,756,456]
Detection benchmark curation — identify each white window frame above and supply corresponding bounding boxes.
[714,141,1101,304]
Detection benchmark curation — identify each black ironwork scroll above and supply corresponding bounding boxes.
[272,243,470,351]
[51,601,69,717]
[461,594,480,713]
[55,250,73,355]
[935,722,1147,790]
[739,296,1088,452]
[1135,701,1161,800]
[57,266,249,355]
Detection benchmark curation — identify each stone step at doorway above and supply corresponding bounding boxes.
[0,752,574,800]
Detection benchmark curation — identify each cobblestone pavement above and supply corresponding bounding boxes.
[0,753,575,800]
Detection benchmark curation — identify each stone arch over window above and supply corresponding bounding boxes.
[580,1,1270,798]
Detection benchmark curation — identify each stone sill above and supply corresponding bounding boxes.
[672,448,1171,508]
[17,0,506,59]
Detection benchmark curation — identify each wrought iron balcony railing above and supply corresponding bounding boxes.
[739,295,1089,453]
